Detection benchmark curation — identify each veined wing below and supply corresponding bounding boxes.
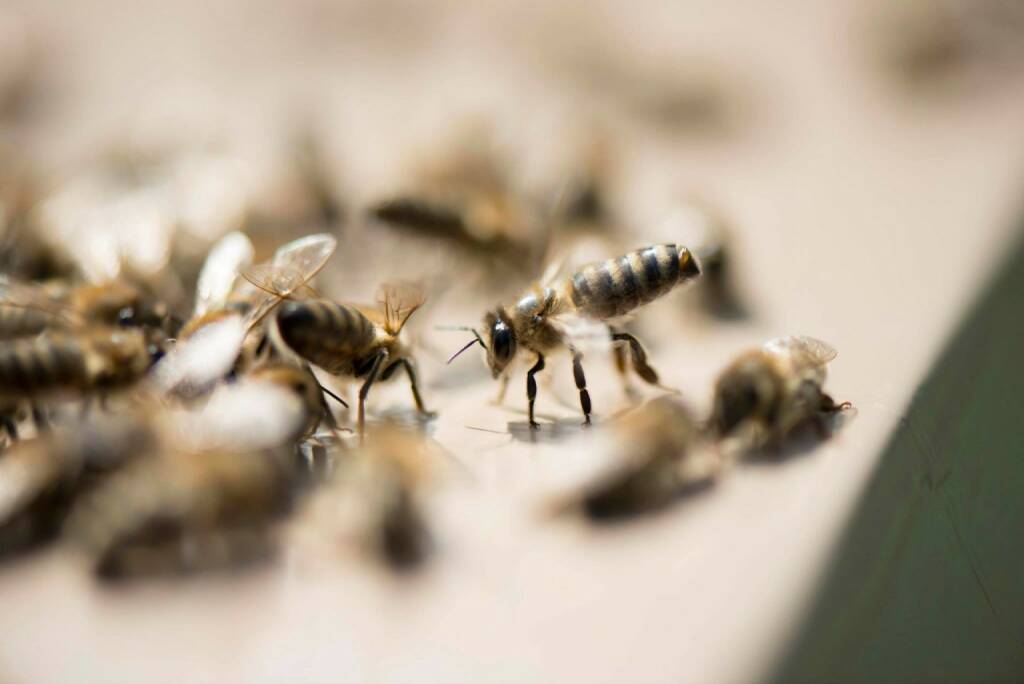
[193,232,254,317]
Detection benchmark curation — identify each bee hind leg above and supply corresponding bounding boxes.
[30,403,49,434]
[382,358,436,420]
[611,333,673,391]
[526,353,546,430]
[1,413,18,442]
[571,351,593,426]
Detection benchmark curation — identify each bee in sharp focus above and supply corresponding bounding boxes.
[66,446,294,579]
[155,232,336,398]
[448,244,701,428]
[569,396,718,520]
[274,282,432,436]
[710,335,851,452]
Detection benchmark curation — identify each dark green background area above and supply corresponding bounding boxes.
[767,229,1024,684]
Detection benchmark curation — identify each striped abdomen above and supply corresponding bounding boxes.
[276,300,378,373]
[0,305,64,340]
[567,244,701,319]
[0,336,88,397]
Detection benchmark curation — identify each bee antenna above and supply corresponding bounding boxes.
[447,330,486,364]
[320,384,349,408]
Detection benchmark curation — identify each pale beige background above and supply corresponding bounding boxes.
[1,1,1024,682]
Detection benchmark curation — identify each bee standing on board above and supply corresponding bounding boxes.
[273,283,432,436]
[66,446,294,579]
[566,396,719,520]
[0,327,159,439]
[448,244,701,428]
[155,233,336,397]
[710,335,851,451]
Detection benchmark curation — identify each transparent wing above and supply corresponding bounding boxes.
[272,232,337,272]
[763,335,837,365]
[193,231,254,317]
[150,315,247,396]
[377,281,426,335]
[0,278,80,324]
[547,312,613,353]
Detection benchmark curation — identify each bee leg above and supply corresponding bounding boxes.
[526,353,546,430]
[395,358,434,418]
[357,350,389,441]
[611,333,662,386]
[609,329,640,402]
[492,372,510,405]
[571,351,593,426]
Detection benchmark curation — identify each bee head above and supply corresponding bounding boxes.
[483,308,517,378]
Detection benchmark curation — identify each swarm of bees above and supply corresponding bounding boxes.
[0,125,852,581]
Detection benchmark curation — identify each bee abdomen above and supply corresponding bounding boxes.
[0,305,63,339]
[0,337,87,397]
[569,244,700,319]
[277,300,377,372]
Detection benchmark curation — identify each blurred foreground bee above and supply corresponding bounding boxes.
[0,418,156,556]
[448,244,701,428]
[566,397,719,520]
[0,276,174,341]
[275,283,432,436]
[0,327,159,438]
[710,336,851,451]
[307,426,435,570]
[66,446,294,579]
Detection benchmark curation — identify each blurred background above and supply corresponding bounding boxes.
[2,0,1024,682]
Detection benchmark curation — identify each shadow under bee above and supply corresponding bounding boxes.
[506,416,591,444]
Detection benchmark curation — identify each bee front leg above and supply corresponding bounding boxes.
[492,372,510,405]
[357,350,389,441]
[526,353,546,430]
[571,351,593,426]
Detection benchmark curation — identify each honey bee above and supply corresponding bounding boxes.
[368,128,544,272]
[448,244,701,428]
[710,336,851,451]
[0,327,159,438]
[66,446,294,579]
[306,426,435,570]
[155,232,336,397]
[0,417,156,556]
[0,276,174,341]
[566,396,718,520]
[273,283,432,436]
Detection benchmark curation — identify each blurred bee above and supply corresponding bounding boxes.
[0,417,156,556]
[562,396,719,520]
[155,232,336,397]
[710,336,851,451]
[66,446,294,579]
[448,244,701,428]
[307,426,435,570]
[653,201,749,321]
[0,276,174,341]
[368,128,544,273]
[0,327,159,439]
[274,283,432,436]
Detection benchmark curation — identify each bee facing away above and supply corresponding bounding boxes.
[570,396,719,520]
[66,446,294,579]
[449,244,701,428]
[710,335,851,451]
[274,284,432,436]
